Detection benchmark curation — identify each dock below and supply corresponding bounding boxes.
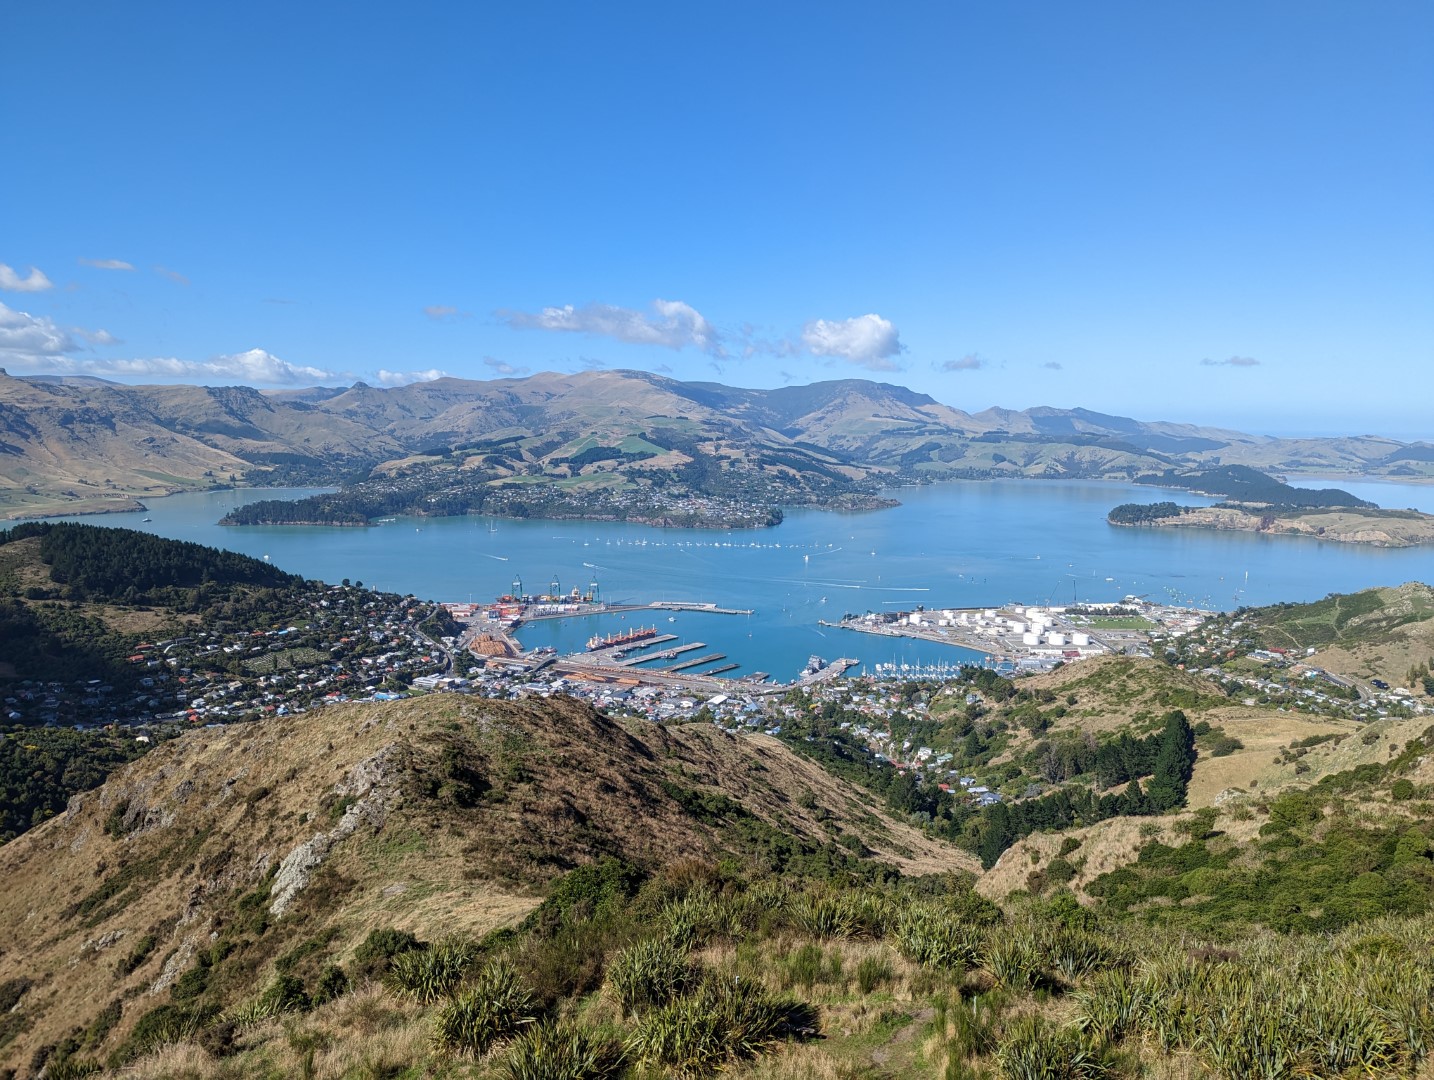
[667,652,726,672]
[587,633,676,661]
[619,641,705,666]
[650,602,754,616]
[699,663,740,676]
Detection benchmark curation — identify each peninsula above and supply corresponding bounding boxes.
[1109,502,1434,547]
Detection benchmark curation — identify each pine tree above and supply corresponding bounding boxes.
[1146,710,1196,813]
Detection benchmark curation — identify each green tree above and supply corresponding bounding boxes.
[1146,710,1196,813]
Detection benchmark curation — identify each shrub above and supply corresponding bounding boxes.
[856,954,893,993]
[114,933,158,977]
[314,964,350,1004]
[387,937,476,1003]
[503,1021,626,1080]
[1073,969,1147,1041]
[351,926,424,980]
[625,976,810,1077]
[895,906,980,969]
[433,959,538,1056]
[606,938,695,1018]
[996,1015,1114,1079]
[789,892,858,939]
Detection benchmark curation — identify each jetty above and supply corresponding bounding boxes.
[650,601,754,615]
[667,652,726,672]
[619,641,706,666]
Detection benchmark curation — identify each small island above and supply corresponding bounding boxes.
[1109,466,1434,547]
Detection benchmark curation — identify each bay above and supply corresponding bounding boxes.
[18,479,1434,682]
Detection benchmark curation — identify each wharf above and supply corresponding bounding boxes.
[700,663,740,676]
[796,657,860,685]
[618,633,678,653]
[514,603,647,623]
[620,641,705,666]
[667,652,726,672]
[650,601,754,615]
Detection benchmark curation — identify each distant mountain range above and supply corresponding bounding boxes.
[1,367,1429,519]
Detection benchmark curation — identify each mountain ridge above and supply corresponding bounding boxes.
[2,368,1430,520]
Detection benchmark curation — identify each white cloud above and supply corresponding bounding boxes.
[801,314,903,370]
[78,257,134,271]
[9,346,337,385]
[482,356,528,377]
[374,368,450,386]
[503,298,722,355]
[941,354,983,372]
[154,265,189,285]
[1201,355,1259,367]
[0,264,53,292]
[0,302,77,360]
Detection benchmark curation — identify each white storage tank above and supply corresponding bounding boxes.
[1022,631,1040,645]
[1046,632,1067,647]
[1008,620,1027,634]
[1071,632,1091,647]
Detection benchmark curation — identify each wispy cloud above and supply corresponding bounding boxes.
[263,297,297,306]
[482,356,529,377]
[74,328,121,346]
[78,257,134,271]
[375,368,449,386]
[0,264,53,293]
[423,305,470,321]
[1043,361,1063,370]
[941,354,983,372]
[802,314,903,370]
[502,298,722,356]
[154,265,189,286]
[1201,355,1259,367]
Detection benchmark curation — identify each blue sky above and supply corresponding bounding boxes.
[3,1,1430,438]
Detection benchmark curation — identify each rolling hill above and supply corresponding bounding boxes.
[4,368,1431,520]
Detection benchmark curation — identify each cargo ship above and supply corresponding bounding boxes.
[586,625,658,652]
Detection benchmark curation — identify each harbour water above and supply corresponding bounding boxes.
[17,479,1434,681]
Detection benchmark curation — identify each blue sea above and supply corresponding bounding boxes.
[20,479,1434,681]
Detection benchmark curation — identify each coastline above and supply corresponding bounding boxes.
[1109,505,1434,548]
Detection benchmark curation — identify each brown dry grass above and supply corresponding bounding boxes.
[0,693,973,1073]
[1184,708,1353,807]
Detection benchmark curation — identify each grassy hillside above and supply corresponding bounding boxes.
[0,694,972,1074]
[4,566,1434,1075]
[9,689,1434,1079]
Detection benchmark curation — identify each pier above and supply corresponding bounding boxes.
[609,633,678,654]
[699,663,740,676]
[667,652,727,672]
[619,641,706,666]
[650,601,754,615]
